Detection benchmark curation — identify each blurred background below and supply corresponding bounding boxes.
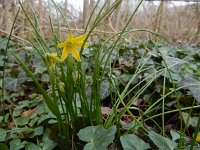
[0,0,200,44]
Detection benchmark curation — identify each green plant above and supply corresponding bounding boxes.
[1,0,200,149]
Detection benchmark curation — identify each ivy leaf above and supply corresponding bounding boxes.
[162,56,187,73]
[30,126,44,138]
[148,130,178,150]
[178,75,200,103]
[42,138,57,150]
[120,134,150,150]
[77,125,116,150]
[170,130,181,141]
[16,117,29,126]
[25,142,42,150]
[10,128,34,139]
[34,66,47,75]
[0,116,3,123]
[9,139,27,150]
[0,143,8,150]
[4,77,22,91]
[0,128,7,142]
[13,108,23,117]
[100,80,111,100]
[182,112,198,128]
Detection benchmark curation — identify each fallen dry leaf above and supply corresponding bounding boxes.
[21,107,39,117]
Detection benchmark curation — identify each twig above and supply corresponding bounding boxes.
[0,29,31,45]
[22,26,117,35]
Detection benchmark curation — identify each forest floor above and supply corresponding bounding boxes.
[1,36,200,149]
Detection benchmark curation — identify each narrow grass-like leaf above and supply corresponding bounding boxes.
[10,49,61,119]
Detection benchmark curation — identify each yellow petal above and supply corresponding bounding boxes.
[73,41,89,48]
[83,42,89,48]
[71,46,81,61]
[72,34,87,43]
[49,53,62,62]
[68,33,75,41]
[58,33,88,61]
[58,33,75,48]
[196,132,200,142]
[45,53,61,68]
[58,42,66,48]
[61,46,69,61]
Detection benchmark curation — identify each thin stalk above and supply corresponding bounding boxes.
[144,105,200,122]
[76,70,92,125]
[47,68,57,103]
[79,0,123,55]
[153,42,184,147]
[92,47,102,124]
[111,77,148,133]
[162,70,167,135]
[101,0,143,74]
[183,98,195,137]
[98,2,145,117]
[144,85,196,121]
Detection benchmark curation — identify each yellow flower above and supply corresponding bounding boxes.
[196,132,200,142]
[58,33,89,61]
[45,53,62,68]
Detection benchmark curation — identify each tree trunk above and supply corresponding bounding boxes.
[83,0,89,28]
[38,0,44,27]
[90,0,96,25]
[154,0,166,33]
[113,0,122,31]
[1,0,13,32]
[63,0,68,21]
[21,0,35,33]
[122,0,130,25]
[104,0,111,32]
[195,3,200,43]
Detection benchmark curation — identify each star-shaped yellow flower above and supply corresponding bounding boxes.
[58,33,89,61]
[45,53,62,68]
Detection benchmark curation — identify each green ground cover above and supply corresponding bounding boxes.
[1,35,200,149]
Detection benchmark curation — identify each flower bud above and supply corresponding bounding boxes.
[56,71,62,78]
[45,53,61,68]
[58,82,65,93]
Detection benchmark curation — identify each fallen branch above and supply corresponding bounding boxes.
[0,29,31,45]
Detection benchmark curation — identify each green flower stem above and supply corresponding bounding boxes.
[76,70,93,126]
[92,50,102,124]
[47,67,57,103]
[10,49,62,127]
[10,49,65,136]
[162,70,167,136]
[66,55,78,131]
